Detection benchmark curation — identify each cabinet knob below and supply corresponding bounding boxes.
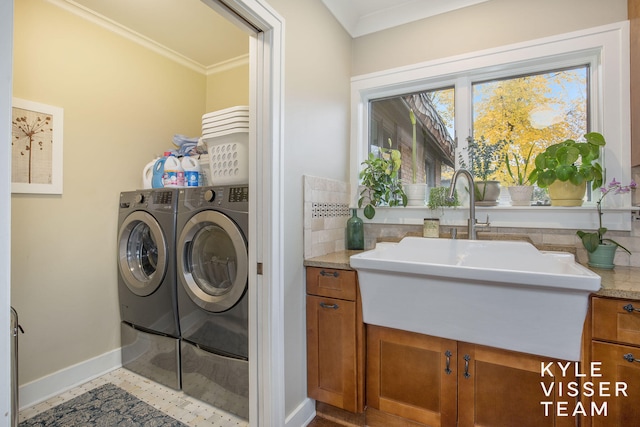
[463,354,471,379]
[319,302,339,310]
[444,350,452,375]
[320,270,339,278]
[623,303,640,313]
[623,353,640,363]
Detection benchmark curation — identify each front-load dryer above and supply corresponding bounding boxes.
[117,188,180,390]
[176,185,249,420]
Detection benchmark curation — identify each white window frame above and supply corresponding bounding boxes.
[350,21,631,231]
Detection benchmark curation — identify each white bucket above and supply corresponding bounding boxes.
[204,131,249,185]
[181,156,200,187]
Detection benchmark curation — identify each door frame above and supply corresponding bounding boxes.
[0,1,13,426]
[201,1,286,425]
[0,1,286,426]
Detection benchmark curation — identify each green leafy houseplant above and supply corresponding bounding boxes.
[576,178,637,254]
[459,136,506,201]
[529,132,605,190]
[358,139,407,219]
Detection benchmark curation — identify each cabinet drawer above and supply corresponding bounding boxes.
[306,267,357,301]
[592,297,640,346]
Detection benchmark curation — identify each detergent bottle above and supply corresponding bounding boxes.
[151,152,171,188]
[163,154,185,187]
[143,158,157,189]
[181,155,200,187]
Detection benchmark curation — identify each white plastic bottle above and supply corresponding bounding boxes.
[142,158,158,189]
[181,156,200,187]
[163,155,185,187]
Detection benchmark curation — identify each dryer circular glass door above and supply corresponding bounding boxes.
[178,210,248,313]
[118,211,167,297]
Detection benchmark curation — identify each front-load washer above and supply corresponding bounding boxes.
[176,185,249,420]
[117,189,180,390]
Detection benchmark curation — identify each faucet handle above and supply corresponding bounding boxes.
[478,215,491,227]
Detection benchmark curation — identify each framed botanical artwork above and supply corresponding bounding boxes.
[11,98,63,194]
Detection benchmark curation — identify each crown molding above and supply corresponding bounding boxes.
[48,0,244,75]
[206,54,249,75]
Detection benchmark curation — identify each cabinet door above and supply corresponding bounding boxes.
[458,343,577,427]
[306,267,357,300]
[591,341,640,427]
[592,297,640,345]
[306,295,358,412]
[367,325,457,427]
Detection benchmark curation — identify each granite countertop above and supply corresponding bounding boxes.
[303,250,640,301]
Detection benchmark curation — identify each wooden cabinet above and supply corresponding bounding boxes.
[306,267,365,413]
[367,325,578,427]
[590,296,640,426]
[366,326,456,426]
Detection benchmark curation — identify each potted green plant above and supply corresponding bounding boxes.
[505,143,536,206]
[428,186,459,212]
[459,136,506,205]
[529,132,605,206]
[576,178,636,269]
[404,109,428,206]
[358,138,407,219]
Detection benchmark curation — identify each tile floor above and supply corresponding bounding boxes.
[19,368,249,427]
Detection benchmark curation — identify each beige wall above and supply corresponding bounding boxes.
[352,0,628,75]
[264,0,353,416]
[206,63,250,112]
[11,0,206,384]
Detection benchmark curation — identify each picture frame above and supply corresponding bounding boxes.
[11,98,63,194]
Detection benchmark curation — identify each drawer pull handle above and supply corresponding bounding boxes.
[623,304,640,313]
[320,270,339,278]
[444,350,452,375]
[623,353,640,363]
[463,354,471,379]
[320,302,339,310]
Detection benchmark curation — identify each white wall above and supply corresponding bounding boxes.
[352,0,628,75]
[0,2,13,426]
[263,0,353,418]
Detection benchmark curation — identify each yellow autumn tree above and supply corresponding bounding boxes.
[472,69,587,185]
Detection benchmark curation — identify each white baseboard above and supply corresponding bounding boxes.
[285,397,316,427]
[19,348,121,410]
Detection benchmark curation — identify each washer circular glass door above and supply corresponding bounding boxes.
[178,210,247,313]
[118,211,167,297]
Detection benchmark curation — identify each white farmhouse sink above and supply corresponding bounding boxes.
[349,237,601,361]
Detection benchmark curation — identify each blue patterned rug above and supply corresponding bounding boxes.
[19,383,188,427]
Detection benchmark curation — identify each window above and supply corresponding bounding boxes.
[471,65,589,204]
[369,87,455,189]
[350,22,631,230]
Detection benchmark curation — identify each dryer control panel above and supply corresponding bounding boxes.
[228,186,249,203]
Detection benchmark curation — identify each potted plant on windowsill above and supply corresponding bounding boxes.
[505,143,536,206]
[358,138,407,219]
[459,136,506,205]
[576,178,636,269]
[529,132,605,206]
[404,109,428,206]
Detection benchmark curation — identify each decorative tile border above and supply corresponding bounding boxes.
[304,176,351,259]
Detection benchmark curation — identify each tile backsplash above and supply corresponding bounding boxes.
[303,175,351,258]
[303,176,640,267]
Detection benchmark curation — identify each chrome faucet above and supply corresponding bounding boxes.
[447,169,490,240]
